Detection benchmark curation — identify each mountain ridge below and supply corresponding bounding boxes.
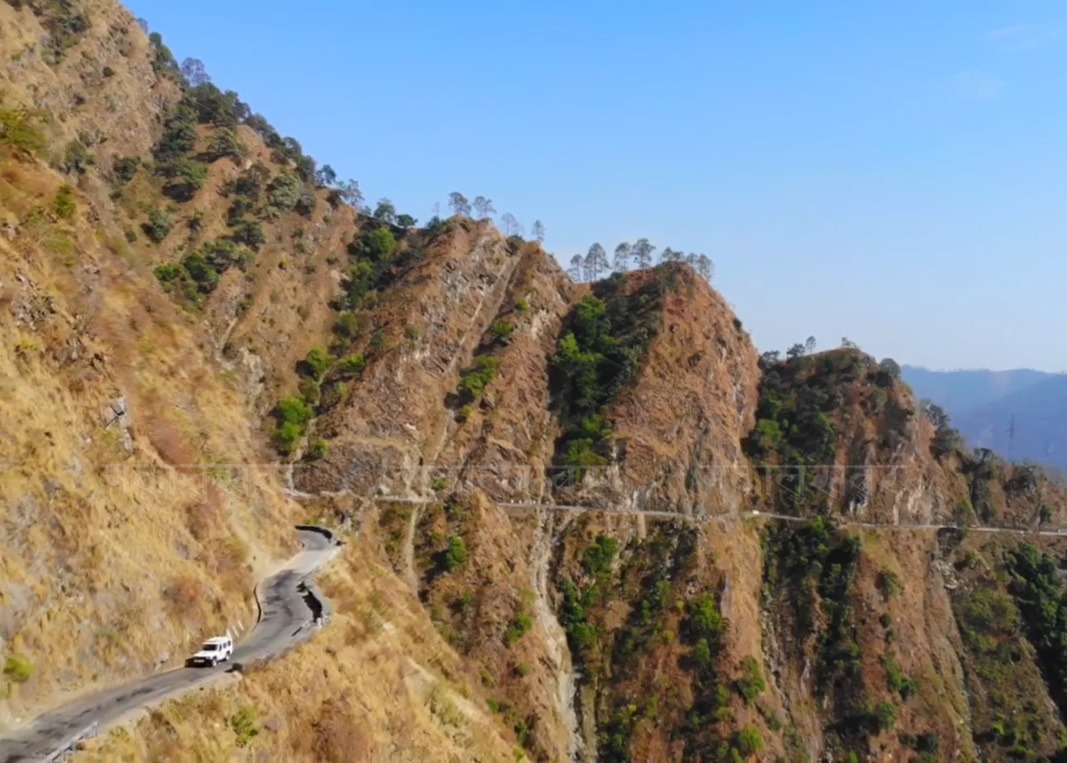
[7,1,1067,761]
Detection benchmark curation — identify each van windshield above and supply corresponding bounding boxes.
[201,643,217,651]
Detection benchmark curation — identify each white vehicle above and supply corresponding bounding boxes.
[188,636,233,667]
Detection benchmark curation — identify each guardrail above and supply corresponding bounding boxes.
[33,720,98,762]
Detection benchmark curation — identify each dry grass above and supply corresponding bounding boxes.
[87,540,522,762]
[0,145,296,727]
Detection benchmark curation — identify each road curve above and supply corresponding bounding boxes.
[0,527,340,763]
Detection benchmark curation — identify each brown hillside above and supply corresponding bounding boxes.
[7,2,1067,762]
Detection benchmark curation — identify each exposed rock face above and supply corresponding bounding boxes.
[581,266,760,514]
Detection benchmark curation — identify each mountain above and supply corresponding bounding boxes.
[901,365,1054,416]
[903,366,1067,472]
[7,2,1067,761]
[955,375,1067,472]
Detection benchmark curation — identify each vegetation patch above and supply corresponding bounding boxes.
[3,654,33,683]
[949,543,1066,759]
[549,271,665,478]
[763,518,873,751]
[0,105,45,156]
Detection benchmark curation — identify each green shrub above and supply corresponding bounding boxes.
[230,218,264,250]
[3,654,33,683]
[735,655,766,704]
[274,421,302,454]
[443,535,468,572]
[200,238,251,271]
[458,355,501,401]
[505,614,533,645]
[490,319,515,343]
[689,594,724,641]
[230,706,260,747]
[206,127,244,161]
[155,103,197,164]
[277,396,313,426]
[350,226,396,261]
[336,354,366,376]
[143,208,174,243]
[692,639,713,670]
[112,155,140,184]
[877,569,902,599]
[302,345,332,379]
[581,534,618,577]
[874,700,897,731]
[334,311,361,339]
[154,264,183,283]
[306,439,327,461]
[61,139,94,174]
[734,727,764,756]
[180,252,219,292]
[162,158,208,201]
[298,379,320,407]
[0,106,45,155]
[52,184,76,219]
[883,654,918,699]
[265,170,303,215]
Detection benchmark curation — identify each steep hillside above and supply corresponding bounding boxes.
[0,0,532,758]
[8,2,1067,763]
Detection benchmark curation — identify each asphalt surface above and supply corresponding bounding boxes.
[0,527,338,762]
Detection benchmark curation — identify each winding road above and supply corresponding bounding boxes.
[0,526,340,763]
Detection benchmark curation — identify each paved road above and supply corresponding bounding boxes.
[0,527,339,763]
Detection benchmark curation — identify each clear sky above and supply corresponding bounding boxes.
[124,1,1067,372]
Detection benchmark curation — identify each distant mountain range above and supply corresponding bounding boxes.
[902,366,1067,472]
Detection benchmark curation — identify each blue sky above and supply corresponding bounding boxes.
[125,1,1067,372]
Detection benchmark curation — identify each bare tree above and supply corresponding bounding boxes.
[500,212,520,236]
[691,253,713,281]
[180,57,211,86]
[448,192,471,217]
[632,238,655,268]
[315,164,337,187]
[613,242,632,272]
[660,247,684,263]
[531,220,545,243]
[334,179,363,208]
[585,243,608,281]
[374,198,396,224]
[136,17,149,33]
[473,196,496,220]
[432,202,441,218]
[840,337,858,349]
[570,254,584,282]
[804,336,817,354]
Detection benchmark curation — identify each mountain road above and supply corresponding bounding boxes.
[0,526,340,762]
